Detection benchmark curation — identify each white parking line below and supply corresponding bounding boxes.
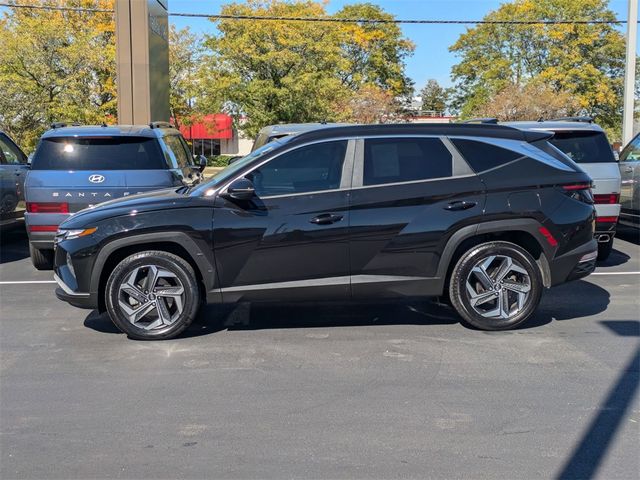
[0,280,57,284]
[591,272,640,275]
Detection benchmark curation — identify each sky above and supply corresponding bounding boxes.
[169,0,638,91]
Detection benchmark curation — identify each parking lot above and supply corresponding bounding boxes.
[0,225,638,479]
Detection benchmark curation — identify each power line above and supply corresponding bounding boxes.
[0,2,636,25]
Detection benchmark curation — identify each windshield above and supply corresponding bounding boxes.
[548,130,616,164]
[32,137,164,170]
[191,136,294,196]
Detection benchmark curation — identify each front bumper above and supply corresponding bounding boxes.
[549,238,598,286]
[54,273,97,310]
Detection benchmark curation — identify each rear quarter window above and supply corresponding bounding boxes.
[548,131,615,163]
[450,139,522,172]
[31,137,165,170]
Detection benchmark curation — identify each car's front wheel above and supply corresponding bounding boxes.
[105,251,200,340]
[449,241,543,331]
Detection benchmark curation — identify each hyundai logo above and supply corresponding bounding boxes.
[88,174,105,184]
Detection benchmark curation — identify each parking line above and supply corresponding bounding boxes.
[0,280,57,284]
[591,272,640,275]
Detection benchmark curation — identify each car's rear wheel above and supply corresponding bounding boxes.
[449,241,543,331]
[597,238,614,261]
[29,244,54,270]
[105,251,200,340]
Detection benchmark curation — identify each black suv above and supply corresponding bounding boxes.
[53,124,597,340]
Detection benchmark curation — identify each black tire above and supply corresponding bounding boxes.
[597,238,614,261]
[449,241,543,331]
[105,250,200,340]
[29,244,54,270]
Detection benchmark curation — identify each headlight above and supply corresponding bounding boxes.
[56,227,97,241]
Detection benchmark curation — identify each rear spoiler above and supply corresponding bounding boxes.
[522,130,554,143]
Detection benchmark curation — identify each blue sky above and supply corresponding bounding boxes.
[170,0,637,91]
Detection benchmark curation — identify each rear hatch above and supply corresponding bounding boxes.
[25,136,177,230]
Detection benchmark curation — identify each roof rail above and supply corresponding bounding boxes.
[460,118,498,124]
[50,122,81,129]
[546,116,594,123]
[149,121,173,129]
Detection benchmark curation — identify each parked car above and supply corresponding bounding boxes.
[53,123,597,340]
[504,119,620,260]
[0,130,29,229]
[25,122,206,270]
[618,132,640,226]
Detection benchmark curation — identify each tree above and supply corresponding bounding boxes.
[169,25,205,128]
[199,0,413,137]
[474,82,579,120]
[0,0,116,151]
[449,0,626,138]
[419,79,448,114]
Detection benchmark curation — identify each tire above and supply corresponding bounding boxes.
[29,244,54,270]
[105,250,200,340]
[597,238,614,261]
[449,241,543,331]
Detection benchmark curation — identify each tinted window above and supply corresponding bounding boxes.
[363,137,452,186]
[548,131,616,163]
[247,140,347,196]
[164,135,194,169]
[32,137,164,170]
[451,139,521,172]
[620,134,640,162]
[0,134,26,164]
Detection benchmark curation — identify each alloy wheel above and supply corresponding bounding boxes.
[118,265,185,331]
[464,254,531,320]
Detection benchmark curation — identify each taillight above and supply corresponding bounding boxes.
[593,193,620,204]
[596,216,618,223]
[561,183,593,204]
[29,225,59,232]
[26,202,69,214]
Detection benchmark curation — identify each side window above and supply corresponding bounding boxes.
[620,135,640,162]
[450,139,521,172]
[164,135,193,169]
[363,137,452,186]
[247,140,348,197]
[0,135,26,165]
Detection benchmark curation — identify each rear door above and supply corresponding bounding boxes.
[0,133,29,224]
[348,136,485,299]
[619,134,640,215]
[161,134,201,186]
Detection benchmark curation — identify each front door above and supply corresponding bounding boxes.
[212,139,354,302]
[0,133,29,224]
[348,136,485,299]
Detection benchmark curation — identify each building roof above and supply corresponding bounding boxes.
[178,114,233,140]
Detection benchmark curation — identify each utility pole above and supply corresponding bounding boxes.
[622,0,638,145]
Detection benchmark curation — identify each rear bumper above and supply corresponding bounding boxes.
[549,238,598,286]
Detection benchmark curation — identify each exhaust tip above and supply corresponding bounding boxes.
[597,234,610,243]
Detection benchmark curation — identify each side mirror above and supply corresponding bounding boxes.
[196,155,207,172]
[223,178,255,201]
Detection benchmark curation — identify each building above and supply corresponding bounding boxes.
[177,114,253,157]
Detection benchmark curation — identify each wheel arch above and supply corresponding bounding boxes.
[91,232,219,312]
[438,219,553,290]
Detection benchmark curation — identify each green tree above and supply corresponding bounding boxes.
[449,0,625,137]
[419,79,448,114]
[169,25,205,128]
[0,0,116,151]
[199,0,413,137]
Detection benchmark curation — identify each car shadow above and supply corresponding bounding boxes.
[0,225,29,264]
[83,280,610,339]
[596,248,630,268]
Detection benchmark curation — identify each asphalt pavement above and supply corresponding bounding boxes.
[1,225,639,479]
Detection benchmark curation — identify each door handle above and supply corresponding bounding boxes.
[444,201,477,211]
[310,213,343,225]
